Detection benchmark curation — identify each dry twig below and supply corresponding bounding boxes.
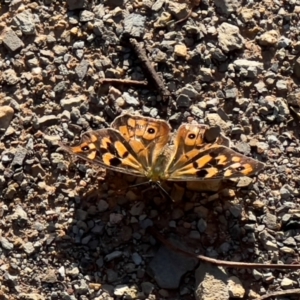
[129,38,171,102]
[148,227,300,270]
[99,78,148,86]
[257,288,300,300]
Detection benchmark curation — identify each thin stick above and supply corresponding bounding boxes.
[129,38,171,102]
[148,227,300,270]
[257,289,300,300]
[99,78,148,86]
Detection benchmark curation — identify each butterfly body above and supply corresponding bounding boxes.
[59,114,265,182]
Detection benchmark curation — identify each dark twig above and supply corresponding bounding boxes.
[257,289,300,300]
[129,38,171,102]
[148,227,300,270]
[99,78,148,86]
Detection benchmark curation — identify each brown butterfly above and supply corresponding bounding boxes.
[58,114,265,183]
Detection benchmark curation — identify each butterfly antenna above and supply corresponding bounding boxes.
[127,181,151,189]
[155,181,174,202]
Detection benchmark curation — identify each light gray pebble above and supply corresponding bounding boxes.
[1,28,24,51]
[124,13,146,38]
[58,266,65,278]
[217,22,244,52]
[149,108,159,118]
[36,115,59,127]
[13,10,36,35]
[3,69,20,85]
[74,280,89,294]
[79,10,94,22]
[23,242,35,254]
[263,213,278,230]
[123,92,139,106]
[0,236,14,250]
[283,237,296,247]
[60,96,85,110]
[66,267,80,277]
[75,60,89,80]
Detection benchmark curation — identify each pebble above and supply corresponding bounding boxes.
[217,22,244,52]
[280,278,294,289]
[1,27,24,51]
[123,92,139,106]
[124,13,146,38]
[13,10,36,35]
[227,276,245,298]
[174,44,187,57]
[258,30,279,46]
[0,106,14,132]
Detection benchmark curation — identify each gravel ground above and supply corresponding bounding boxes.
[1,0,300,299]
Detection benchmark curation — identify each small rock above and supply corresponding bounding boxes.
[281,278,294,289]
[195,263,229,300]
[263,213,278,230]
[227,276,245,298]
[75,60,89,80]
[130,202,145,216]
[0,236,14,250]
[258,30,279,46]
[197,219,207,233]
[11,147,27,167]
[105,251,123,262]
[168,1,189,20]
[79,10,95,22]
[214,0,240,15]
[66,267,80,277]
[124,13,146,38]
[3,69,20,85]
[114,284,138,298]
[23,242,35,255]
[217,22,244,52]
[206,113,230,132]
[13,10,36,35]
[132,252,142,265]
[141,282,155,294]
[123,92,139,106]
[60,96,86,110]
[148,238,197,289]
[98,200,109,212]
[67,0,87,10]
[36,115,59,127]
[1,27,24,51]
[176,94,191,107]
[0,106,14,132]
[174,44,187,57]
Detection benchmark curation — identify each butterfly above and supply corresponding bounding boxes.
[58,114,265,183]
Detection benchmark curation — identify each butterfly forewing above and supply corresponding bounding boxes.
[59,129,147,177]
[111,114,171,168]
[165,124,265,181]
